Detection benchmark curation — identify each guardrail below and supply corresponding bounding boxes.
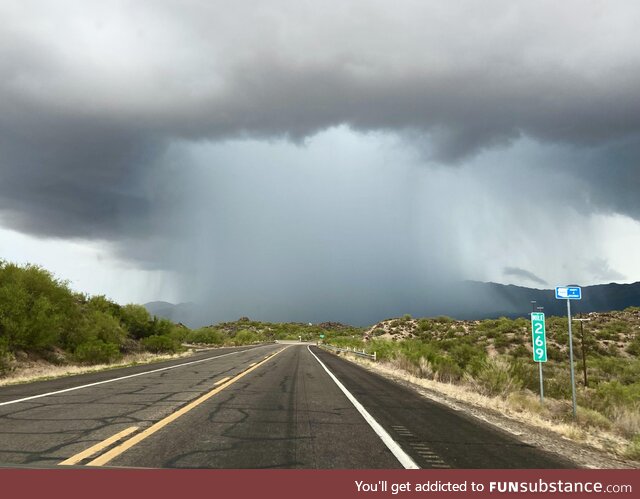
[319,343,377,361]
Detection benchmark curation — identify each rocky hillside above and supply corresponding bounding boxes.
[364,308,640,359]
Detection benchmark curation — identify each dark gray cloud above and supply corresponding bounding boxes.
[1,1,639,322]
[503,267,547,286]
[584,258,625,283]
[2,1,640,237]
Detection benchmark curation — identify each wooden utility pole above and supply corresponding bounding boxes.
[574,317,591,388]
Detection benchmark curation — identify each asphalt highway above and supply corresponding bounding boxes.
[0,344,575,469]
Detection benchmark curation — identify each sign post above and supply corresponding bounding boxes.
[530,312,547,402]
[555,286,582,419]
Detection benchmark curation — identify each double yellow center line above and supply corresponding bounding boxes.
[59,348,286,467]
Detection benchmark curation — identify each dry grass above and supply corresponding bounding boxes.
[611,406,640,439]
[0,351,194,387]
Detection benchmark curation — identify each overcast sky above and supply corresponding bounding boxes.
[2,1,640,324]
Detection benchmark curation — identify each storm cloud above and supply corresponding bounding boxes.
[503,267,547,287]
[1,1,639,323]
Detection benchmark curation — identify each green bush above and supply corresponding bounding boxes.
[398,339,438,365]
[0,261,78,351]
[576,407,612,430]
[87,295,122,317]
[74,340,121,364]
[120,304,154,339]
[600,320,630,339]
[435,316,453,324]
[450,343,486,372]
[473,357,523,397]
[588,381,640,415]
[544,370,573,399]
[232,329,259,345]
[626,337,640,357]
[493,334,510,350]
[188,328,224,345]
[0,339,11,375]
[625,434,640,460]
[512,344,530,358]
[142,335,182,353]
[366,339,398,361]
[432,355,463,382]
[417,319,435,332]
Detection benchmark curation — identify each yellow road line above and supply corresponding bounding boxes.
[86,348,287,467]
[59,426,139,466]
[213,376,231,386]
[248,362,257,367]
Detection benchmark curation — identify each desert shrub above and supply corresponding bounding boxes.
[417,319,435,332]
[74,340,121,364]
[232,329,259,345]
[436,316,453,324]
[472,357,523,397]
[610,406,640,438]
[372,328,386,337]
[544,369,573,399]
[63,310,125,352]
[495,317,517,334]
[329,336,364,349]
[507,392,549,417]
[627,337,640,357]
[576,407,612,430]
[508,357,539,392]
[389,352,419,376]
[87,295,121,317]
[366,339,398,361]
[591,356,627,379]
[546,345,565,362]
[512,344,530,358]
[397,339,438,366]
[0,261,78,351]
[449,343,486,374]
[417,356,435,378]
[141,335,182,353]
[0,339,11,375]
[493,334,510,351]
[432,355,463,382]
[120,304,154,339]
[188,328,224,345]
[150,317,175,337]
[86,310,126,346]
[600,320,630,339]
[588,381,640,415]
[617,360,640,385]
[624,434,640,461]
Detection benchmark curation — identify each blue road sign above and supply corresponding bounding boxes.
[555,286,581,300]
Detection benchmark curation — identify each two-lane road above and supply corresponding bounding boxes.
[0,344,575,469]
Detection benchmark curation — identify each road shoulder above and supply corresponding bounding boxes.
[325,350,637,469]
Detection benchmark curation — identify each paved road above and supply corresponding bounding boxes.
[0,344,575,469]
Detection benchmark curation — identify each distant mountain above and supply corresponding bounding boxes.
[144,301,198,325]
[145,281,640,327]
[444,281,640,319]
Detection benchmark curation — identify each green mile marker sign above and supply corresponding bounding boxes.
[531,312,547,362]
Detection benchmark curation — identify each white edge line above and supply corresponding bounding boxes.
[306,345,419,470]
[0,345,271,407]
